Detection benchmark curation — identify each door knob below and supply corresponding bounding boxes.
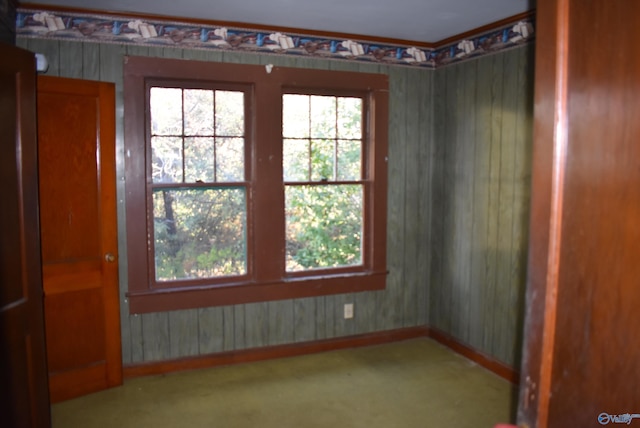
[105,253,116,263]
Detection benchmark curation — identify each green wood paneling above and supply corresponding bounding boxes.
[19,35,532,369]
[244,302,269,348]
[222,306,235,351]
[58,40,83,79]
[198,306,224,354]
[430,46,534,367]
[267,300,294,346]
[169,309,199,358]
[141,312,170,361]
[402,67,421,328]
[293,298,316,343]
[128,314,144,363]
[509,46,534,365]
[429,68,446,332]
[385,66,407,330]
[233,304,246,350]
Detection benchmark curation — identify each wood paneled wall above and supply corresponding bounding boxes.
[430,45,535,367]
[17,37,432,365]
[17,36,533,369]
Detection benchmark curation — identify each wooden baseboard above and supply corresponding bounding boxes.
[124,325,520,385]
[427,328,520,384]
[124,326,429,379]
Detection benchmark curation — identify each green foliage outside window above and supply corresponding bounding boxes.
[149,87,365,280]
[283,94,364,272]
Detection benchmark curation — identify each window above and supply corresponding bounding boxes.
[283,94,364,273]
[124,56,388,313]
[149,85,250,284]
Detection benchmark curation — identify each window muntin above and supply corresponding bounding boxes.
[149,87,245,184]
[282,94,364,272]
[148,85,248,283]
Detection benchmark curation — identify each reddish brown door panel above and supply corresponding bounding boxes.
[518,1,640,427]
[37,75,122,403]
[0,43,51,427]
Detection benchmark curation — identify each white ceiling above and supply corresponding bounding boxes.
[26,0,535,43]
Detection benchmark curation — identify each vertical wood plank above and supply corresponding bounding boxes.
[315,296,328,339]
[416,69,433,327]
[458,59,477,344]
[355,291,377,334]
[244,302,269,348]
[81,41,100,81]
[483,52,505,355]
[222,306,235,351]
[429,65,447,331]
[161,46,184,60]
[402,66,421,328]
[441,63,460,335]
[494,49,518,363]
[141,312,170,361]
[198,307,224,355]
[182,46,224,63]
[169,309,199,358]
[293,298,316,343]
[222,50,260,64]
[58,40,82,79]
[383,65,407,330]
[267,300,294,346]
[323,295,337,339]
[468,54,493,351]
[128,313,144,364]
[451,62,466,341]
[233,304,246,350]
[143,45,166,59]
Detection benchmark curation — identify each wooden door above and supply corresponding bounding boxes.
[0,43,51,427]
[37,75,122,403]
[518,1,640,427]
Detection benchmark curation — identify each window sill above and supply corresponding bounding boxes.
[126,271,387,314]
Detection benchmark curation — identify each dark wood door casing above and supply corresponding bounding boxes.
[519,1,640,427]
[0,42,51,427]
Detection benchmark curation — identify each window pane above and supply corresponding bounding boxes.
[337,97,362,139]
[285,184,362,271]
[337,140,361,181]
[310,96,336,138]
[150,87,182,135]
[184,89,213,135]
[152,136,183,183]
[283,138,309,181]
[216,137,244,182]
[185,137,214,182]
[310,139,334,181]
[153,187,247,281]
[283,94,310,139]
[215,91,244,137]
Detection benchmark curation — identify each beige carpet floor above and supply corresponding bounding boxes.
[52,338,516,428]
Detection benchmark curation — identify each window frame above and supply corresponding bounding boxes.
[146,80,254,287]
[124,56,388,314]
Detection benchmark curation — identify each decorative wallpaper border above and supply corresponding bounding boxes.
[16,8,534,69]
